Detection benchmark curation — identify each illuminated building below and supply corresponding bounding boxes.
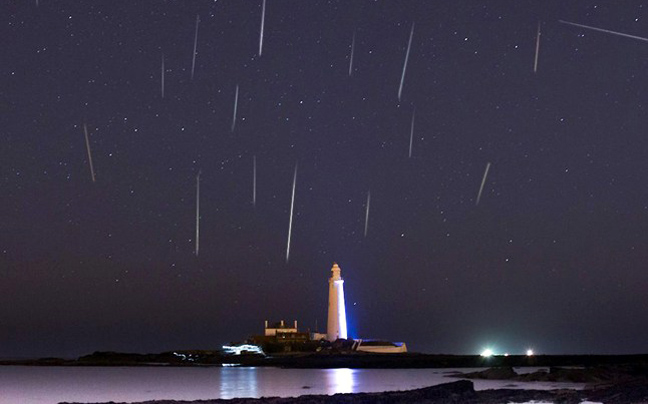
[248,320,312,353]
[222,344,265,356]
[264,320,298,337]
[247,262,406,353]
[353,340,407,353]
[327,262,348,341]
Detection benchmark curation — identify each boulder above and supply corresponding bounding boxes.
[459,366,518,380]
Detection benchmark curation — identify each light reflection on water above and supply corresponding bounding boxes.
[326,368,356,394]
[218,367,358,398]
[219,367,258,399]
[0,366,585,404]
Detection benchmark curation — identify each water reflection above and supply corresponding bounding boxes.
[219,367,258,399]
[325,368,356,394]
[0,366,587,403]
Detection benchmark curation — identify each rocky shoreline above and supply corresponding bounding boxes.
[59,378,648,404]
[6,351,648,369]
[457,363,648,384]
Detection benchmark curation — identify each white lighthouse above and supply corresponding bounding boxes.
[327,262,348,341]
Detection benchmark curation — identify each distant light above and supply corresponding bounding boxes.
[481,349,494,357]
[222,344,265,356]
[526,349,534,356]
[504,353,509,357]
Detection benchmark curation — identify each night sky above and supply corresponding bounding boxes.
[3,1,648,359]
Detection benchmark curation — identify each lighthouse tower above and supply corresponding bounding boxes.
[327,262,348,341]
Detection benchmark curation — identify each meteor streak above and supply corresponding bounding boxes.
[195,170,201,256]
[286,163,297,263]
[559,20,648,43]
[83,123,96,183]
[349,31,355,77]
[476,162,491,206]
[231,84,239,132]
[191,14,200,81]
[398,22,414,102]
[259,0,266,56]
[364,190,370,237]
[534,21,541,73]
[161,53,165,98]
[252,155,257,206]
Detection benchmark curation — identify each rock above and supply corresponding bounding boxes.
[584,374,648,403]
[478,388,582,404]
[416,379,477,401]
[516,369,550,382]
[459,367,518,380]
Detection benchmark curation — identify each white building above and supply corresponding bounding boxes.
[354,339,408,354]
[327,263,348,341]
